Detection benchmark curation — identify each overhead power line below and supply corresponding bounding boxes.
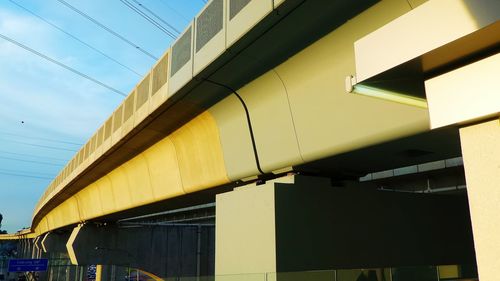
[0,171,52,180]
[0,138,77,152]
[0,150,68,162]
[0,155,64,167]
[55,0,158,60]
[131,0,181,34]
[0,32,126,97]
[0,131,82,146]
[119,0,177,39]
[0,168,53,178]
[158,1,190,23]
[7,0,142,77]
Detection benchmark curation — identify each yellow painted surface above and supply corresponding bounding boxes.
[275,0,429,163]
[143,137,185,200]
[66,225,81,264]
[123,155,154,206]
[460,119,500,281]
[355,0,500,82]
[171,112,230,192]
[96,265,103,281]
[95,175,116,215]
[109,166,132,211]
[51,197,80,230]
[0,234,22,240]
[407,0,428,9]
[216,183,277,275]
[209,94,260,181]
[33,0,444,235]
[438,265,459,279]
[426,53,500,129]
[273,0,285,8]
[238,71,304,172]
[34,111,228,234]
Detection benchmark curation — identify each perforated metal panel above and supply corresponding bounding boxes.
[230,0,251,20]
[104,118,112,140]
[97,127,104,147]
[136,75,150,108]
[152,54,168,95]
[78,150,83,165]
[196,0,224,52]
[89,138,94,156]
[171,27,192,76]
[84,142,90,159]
[113,105,123,132]
[226,0,272,47]
[90,135,96,154]
[124,92,135,121]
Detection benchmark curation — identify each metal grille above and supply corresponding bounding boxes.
[136,75,150,108]
[152,54,168,95]
[90,135,96,154]
[97,127,104,147]
[171,27,192,76]
[78,150,83,165]
[229,0,251,20]
[124,92,135,121]
[84,142,90,159]
[104,117,112,140]
[196,0,223,52]
[89,137,94,155]
[113,105,123,132]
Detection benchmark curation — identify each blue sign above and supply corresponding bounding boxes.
[8,259,48,272]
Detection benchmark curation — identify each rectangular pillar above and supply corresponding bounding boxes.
[216,175,475,278]
[460,119,500,281]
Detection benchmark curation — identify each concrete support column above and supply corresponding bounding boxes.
[216,175,475,278]
[67,222,214,279]
[460,119,500,281]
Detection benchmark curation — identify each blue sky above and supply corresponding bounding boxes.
[0,0,204,233]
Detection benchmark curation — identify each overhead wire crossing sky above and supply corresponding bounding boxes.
[0,32,127,97]
[120,0,178,40]
[7,0,143,77]
[55,0,159,60]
